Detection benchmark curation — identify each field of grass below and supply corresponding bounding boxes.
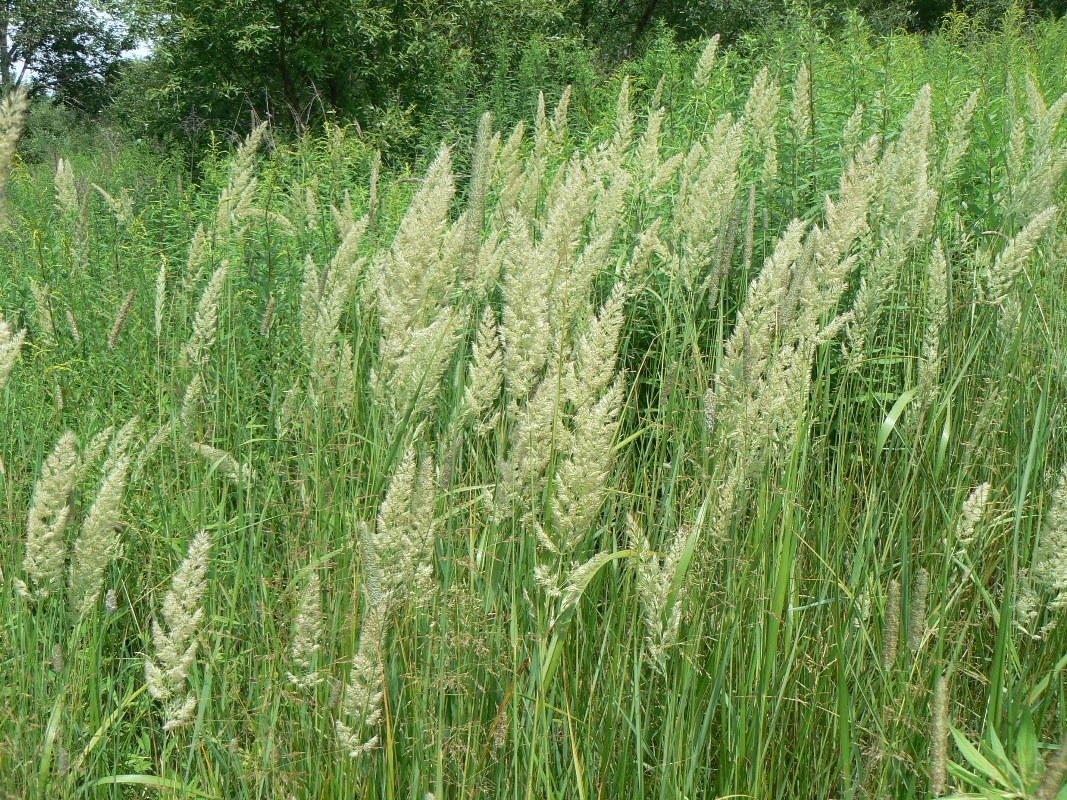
[2,13,1067,799]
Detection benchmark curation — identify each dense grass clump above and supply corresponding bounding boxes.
[2,16,1067,799]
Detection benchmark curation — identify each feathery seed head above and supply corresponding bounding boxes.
[145,531,211,731]
[22,432,79,599]
[789,63,811,141]
[181,262,228,369]
[288,570,324,688]
[0,315,27,392]
[692,35,720,94]
[68,450,131,616]
[108,289,136,351]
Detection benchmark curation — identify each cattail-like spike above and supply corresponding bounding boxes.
[929,671,950,797]
[1034,725,1067,800]
[883,578,901,668]
[287,570,324,688]
[108,289,136,351]
[145,530,211,731]
[20,432,79,599]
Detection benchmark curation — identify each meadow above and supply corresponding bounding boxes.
[2,12,1067,799]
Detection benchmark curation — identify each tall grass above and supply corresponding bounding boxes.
[2,14,1067,800]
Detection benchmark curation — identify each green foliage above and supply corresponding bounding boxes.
[0,0,133,112]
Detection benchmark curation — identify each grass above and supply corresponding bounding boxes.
[2,11,1067,799]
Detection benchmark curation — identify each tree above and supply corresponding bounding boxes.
[131,0,578,135]
[1,0,132,111]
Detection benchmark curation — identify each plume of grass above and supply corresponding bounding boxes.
[373,446,437,600]
[259,295,275,337]
[672,116,744,290]
[630,514,687,672]
[1011,78,1067,221]
[302,219,367,408]
[913,241,949,418]
[187,441,251,485]
[180,262,228,369]
[65,308,80,343]
[790,63,812,142]
[107,289,136,351]
[691,34,720,95]
[743,66,781,186]
[19,432,79,600]
[1017,467,1067,635]
[955,484,991,546]
[93,184,133,225]
[0,314,27,391]
[980,205,1057,308]
[338,451,438,755]
[144,530,211,732]
[29,279,56,349]
[940,89,980,184]
[460,306,503,433]
[336,527,386,757]
[54,158,79,218]
[0,87,29,224]
[287,570,324,689]
[68,437,133,616]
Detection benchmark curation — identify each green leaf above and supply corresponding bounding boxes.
[875,388,917,458]
[951,727,1008,787]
